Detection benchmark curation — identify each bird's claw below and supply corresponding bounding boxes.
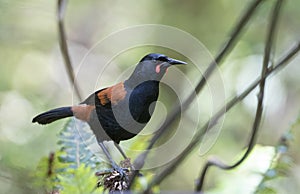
[112,163,128,180]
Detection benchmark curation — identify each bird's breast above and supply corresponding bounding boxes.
[127,81,159,123]
[94,81,159,142]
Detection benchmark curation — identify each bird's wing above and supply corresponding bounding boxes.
[96,82,127,106]
[81,82,127,107]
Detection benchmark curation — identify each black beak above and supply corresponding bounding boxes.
[167,57,187,65]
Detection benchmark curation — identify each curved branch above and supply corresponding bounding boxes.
[148,40,300,194]
[196,0,284,191]
[57,0,83,101]
[129,0,265,188]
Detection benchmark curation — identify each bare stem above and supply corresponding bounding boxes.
[57,0,83,101]
[148,40,299,194]
[129,0,264,188]
[195,0,264,93]
[195,0,284,191]
[129,0,265,189]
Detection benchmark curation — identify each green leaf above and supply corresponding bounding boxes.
[33,119,109,192]
[254,120,297,194]
[59,164,98,194]
[57,119,103,169]
[33,151,69,192]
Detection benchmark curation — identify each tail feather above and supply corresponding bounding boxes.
[32,107,73,125]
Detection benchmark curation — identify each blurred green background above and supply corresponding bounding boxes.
[1,0,300,193]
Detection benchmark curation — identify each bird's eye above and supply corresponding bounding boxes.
[157,56,167,62]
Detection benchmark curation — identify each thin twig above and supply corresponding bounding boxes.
[195,0,284,191]
[129,0,264,188]
[57,0,82,101]
[147,46,294,193]
[145,2,292,192]
[195,0,264,93]
[147,40,300,194]
[47,152,55,177]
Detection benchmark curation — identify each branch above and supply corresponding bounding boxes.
[195,0,264,93]
[148,41,299,194]
[195,0,284,191]
[146,2,295,192]
[147,39,299,193]
[57,0,83,101]
[129,0,264,188]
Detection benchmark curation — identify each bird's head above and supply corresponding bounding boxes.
[126,53,187,87]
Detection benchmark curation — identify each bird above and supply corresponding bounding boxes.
[32,53,186,175]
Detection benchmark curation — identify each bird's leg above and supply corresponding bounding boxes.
[114,142,128,159]
[114,142,136,171]
[98,142,127,178]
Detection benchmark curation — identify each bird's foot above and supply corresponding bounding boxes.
[99,164,130,191]
[111,162,129,180]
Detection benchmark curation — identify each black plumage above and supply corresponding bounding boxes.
[32,53,186,172]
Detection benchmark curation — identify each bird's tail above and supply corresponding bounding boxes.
[32,107,73,125]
